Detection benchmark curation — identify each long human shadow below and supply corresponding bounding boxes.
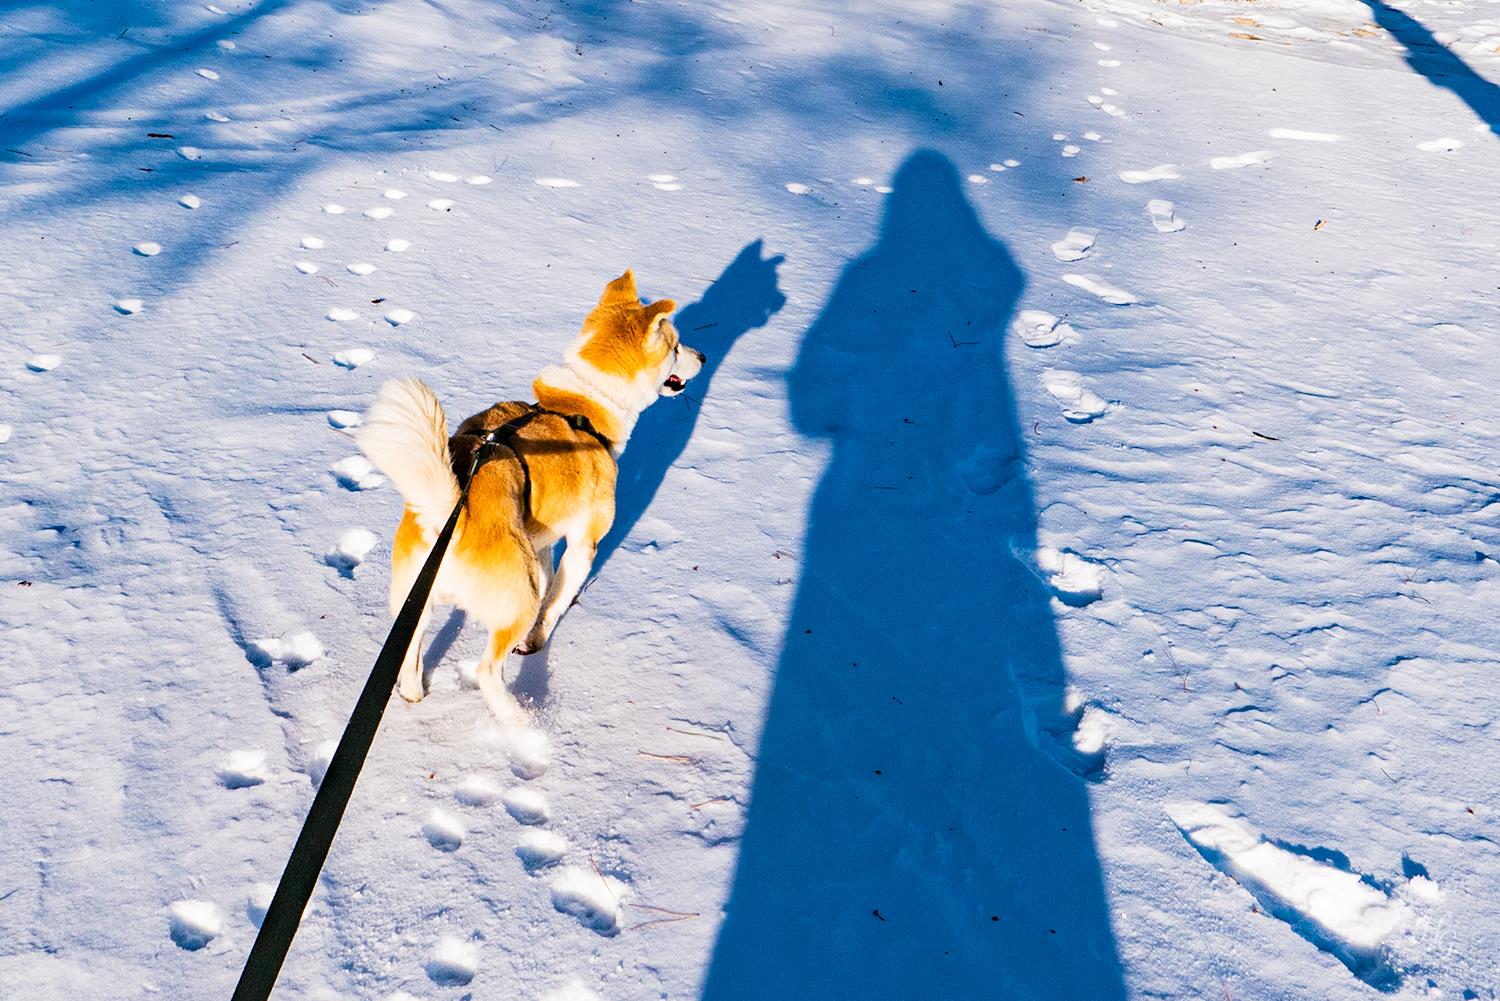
[1360,0,1500,131]
[701,151,1124,1000]
[592,240,786,571]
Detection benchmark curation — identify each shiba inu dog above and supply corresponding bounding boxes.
[356,270,704,724]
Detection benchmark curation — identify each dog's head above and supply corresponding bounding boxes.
[578,270,704,399]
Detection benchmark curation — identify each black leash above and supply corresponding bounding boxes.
[229,412,540,1001]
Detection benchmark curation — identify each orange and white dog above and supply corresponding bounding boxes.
[355,270,704,724]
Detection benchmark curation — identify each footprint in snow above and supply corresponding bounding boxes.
[323,204,346,215]
[346,262,375,276]
[1010,310,1074,347]
[327,409,360,428]
[205,111,230,122]
[216,749,268,788]
[295,261,318,274]
[169,900,224,950]
[384,309,416,326]
[307,739,336,787]
[300,236,324,249]
[1051,228,1097,262]
[179,194,201,209]
[0,425,12,443]
[133,241,161,256]
[333,347,373,368]
[465,175,491,185]
[247,632,325,668]
[326,308,359,322]
[1417,138,1464,152]
[1211,150,1273,169]
[422,809,465,852]
[535,178,580,188]
[426,937,478,986]
[195,68,219,80]
[1035,547,1105,605]
[1146,199,1185,233]
[1268,128,1342,141]
[385,239,411,253]
[1098,58,1121,66]
[551,866,628,936]
[115,299,143,314]
[382,188,406,199]
[648,173,682,190]
[454,774,503,806]
[503,787,549,825]
[1087,95,1127,117]
[27,354,61,372]
[516,829,568,870]
[363,206,394,219]
[1063,273,1138,304]
[428,199,454,211]
[1119,164,1180,183]
[246,883,274,928]
[1041,369,1109,422]
[330,455,383,490]
[427,171,459,182]
[325,528,377,574]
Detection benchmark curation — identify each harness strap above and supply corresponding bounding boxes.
[462,405,614,519]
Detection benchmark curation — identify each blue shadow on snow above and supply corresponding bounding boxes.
[1358,0,1500,132]
[592,240,787,571]
[701,151,1125,999]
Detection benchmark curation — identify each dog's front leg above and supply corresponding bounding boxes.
[518,534,596,653]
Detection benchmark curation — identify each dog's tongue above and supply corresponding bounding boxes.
[664,375,685,392]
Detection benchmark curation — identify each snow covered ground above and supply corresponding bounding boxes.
[3,0,1500,997]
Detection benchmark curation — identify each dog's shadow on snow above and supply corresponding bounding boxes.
[703,151,1127,999]
[591,239,787,572]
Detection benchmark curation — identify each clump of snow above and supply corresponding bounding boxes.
[26,354,61,372]
[246,882,274,928]
[216,749,268,788]
[516,829,569,870]
[503,787,549,825]
[454,774,502,807]
[332,347,375,368]
[1051,227,1097,262]
[421,809,465,851]
[1166,803,1408,979]
[247,632,325,669]
[550,866,627,934]
[168,900,223,951]
[1009,309,1072,347]
[324,528,377,572]
[330,455,384,490]
[1040,369,1109,422]
[426,936,478,985]
[1036,547,1105,605]
[541,981,603,1001]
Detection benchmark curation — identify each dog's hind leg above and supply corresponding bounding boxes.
[397,601,434,703]
[517,521,601,654]
[476,615,533,726]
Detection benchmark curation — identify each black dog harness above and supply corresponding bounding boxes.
[460,404,613,516]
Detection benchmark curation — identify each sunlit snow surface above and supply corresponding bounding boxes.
[1,0,1499,997]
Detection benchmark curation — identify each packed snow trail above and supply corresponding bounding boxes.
[2,0,1500,998]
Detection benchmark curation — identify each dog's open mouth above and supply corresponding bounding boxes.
[663,375,686,393]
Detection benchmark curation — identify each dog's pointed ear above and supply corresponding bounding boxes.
[642,298,677,343]
[599,269,640,306]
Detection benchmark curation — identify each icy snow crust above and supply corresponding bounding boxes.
[2,0,1500,997]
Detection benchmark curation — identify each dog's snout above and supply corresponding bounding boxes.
[692,348,706,364]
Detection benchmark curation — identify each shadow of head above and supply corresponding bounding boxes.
[790,150,1023,461]
[591,239,787,572]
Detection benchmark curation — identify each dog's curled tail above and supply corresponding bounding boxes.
[357,377,461,534]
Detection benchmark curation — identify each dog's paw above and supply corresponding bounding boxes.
[514,630,548,656]
[398,683,425,703]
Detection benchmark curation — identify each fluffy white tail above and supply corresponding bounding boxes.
[357,378,460,534]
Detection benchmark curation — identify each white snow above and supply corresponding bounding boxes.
[3,0,1499,996]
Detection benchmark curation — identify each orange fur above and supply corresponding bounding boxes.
[359,270,704,726]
